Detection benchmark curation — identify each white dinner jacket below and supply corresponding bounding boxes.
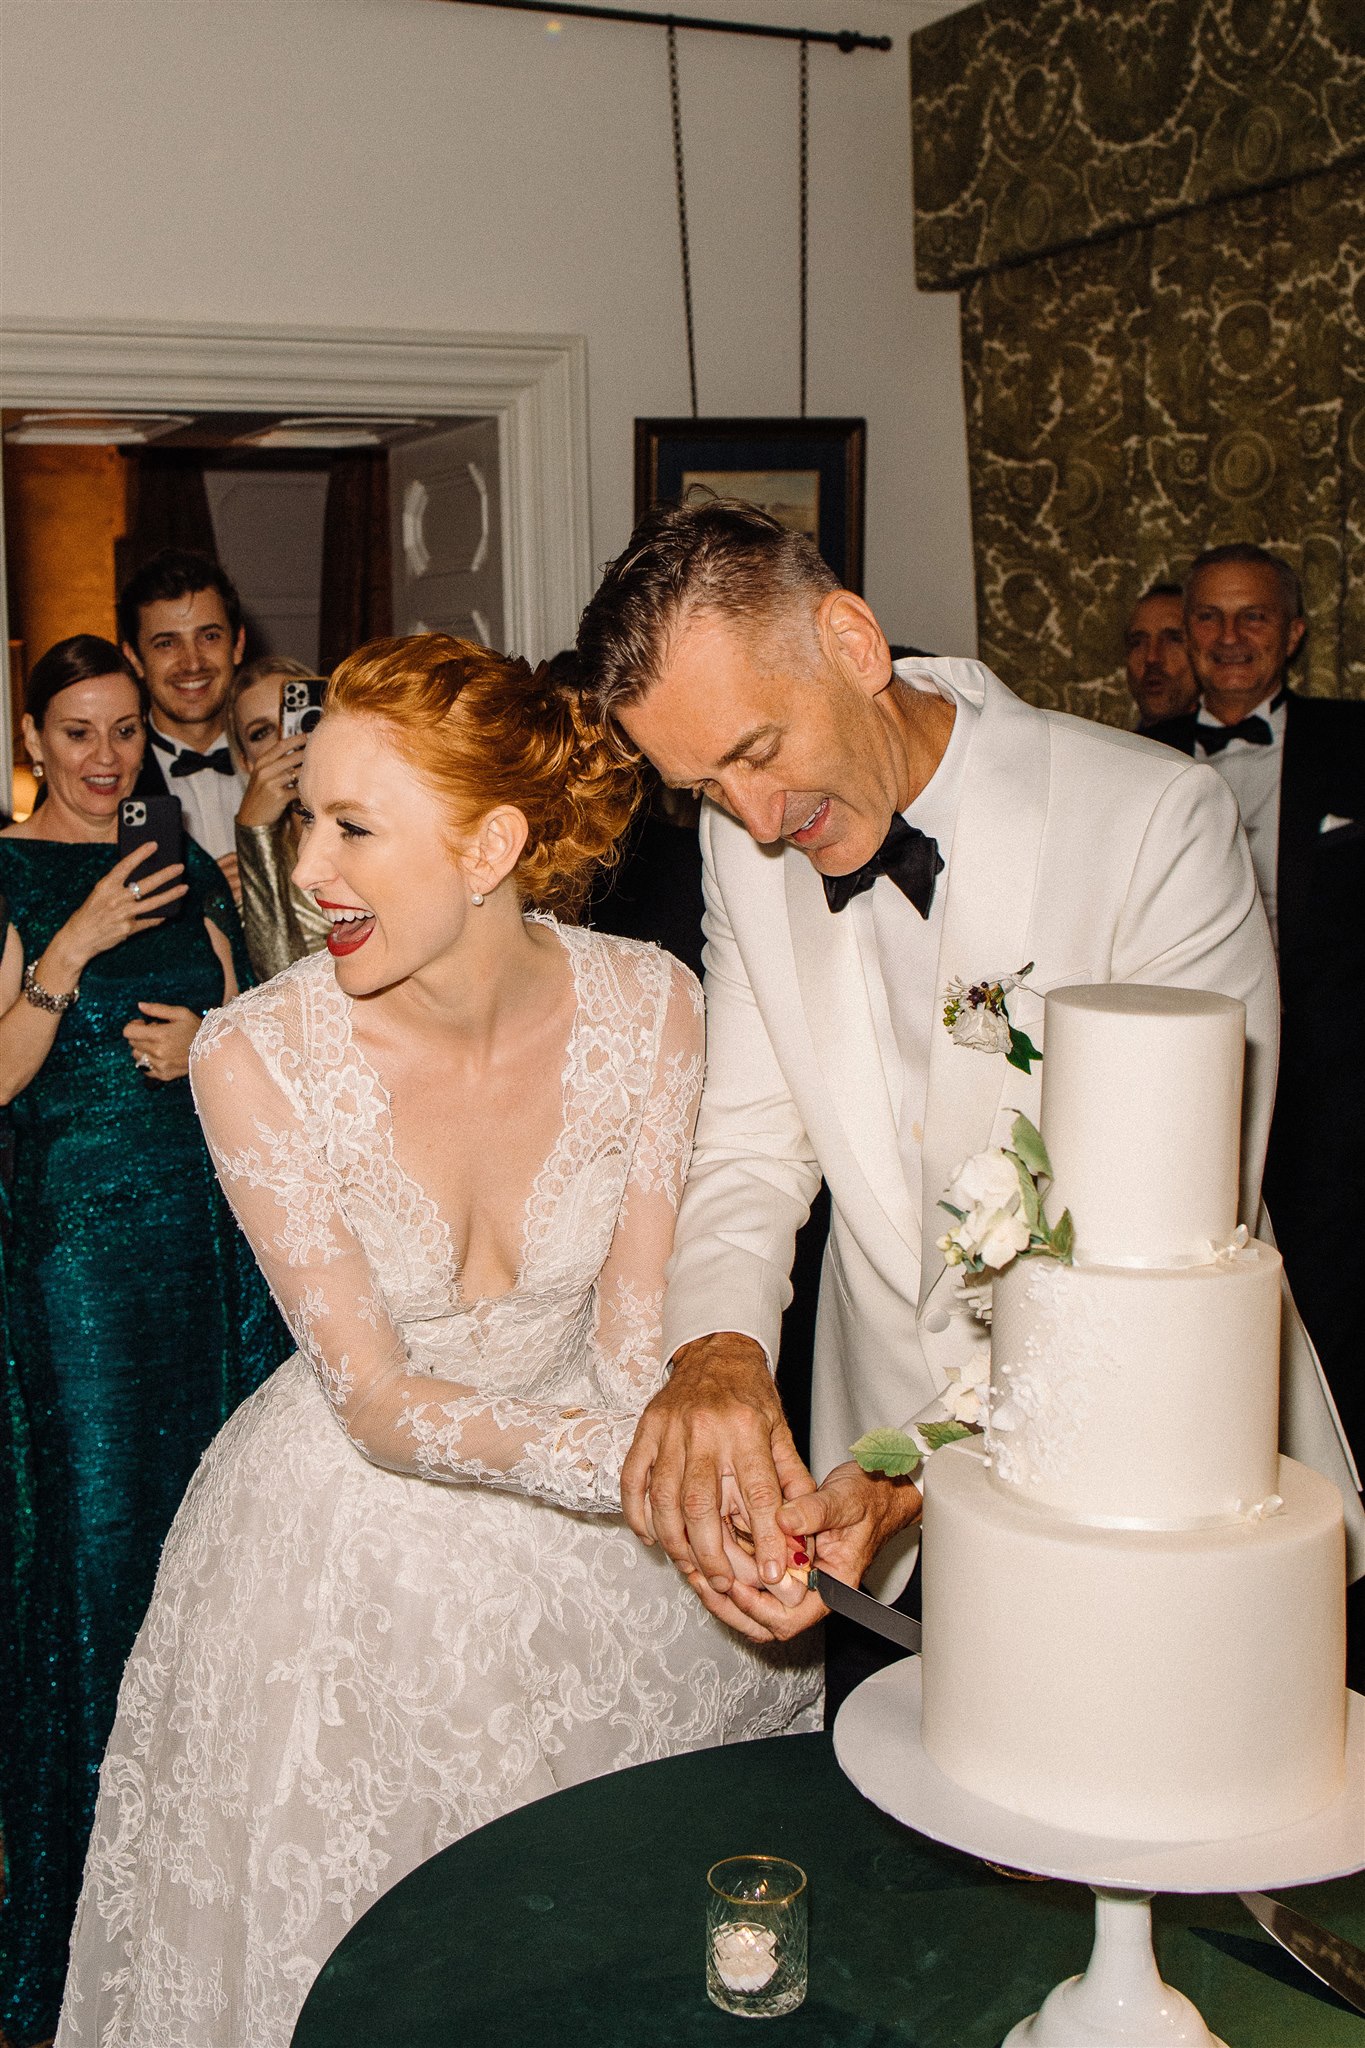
[662,657,1364,1591]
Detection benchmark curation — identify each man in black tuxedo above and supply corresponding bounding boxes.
[119,549,248,899]
[1147,543,1365,1678]
[1123,581,1197,730]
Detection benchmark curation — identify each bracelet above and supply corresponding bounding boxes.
[22,963,78,1015]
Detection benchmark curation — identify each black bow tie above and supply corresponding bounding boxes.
[1195,689,1286,757]
[150,730,236,779]
[823,813,944,918]
[1197,716,1272,755]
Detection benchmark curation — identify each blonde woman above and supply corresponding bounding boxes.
[228,654,330,979]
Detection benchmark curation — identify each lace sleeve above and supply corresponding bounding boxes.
[189,984,696,1516]
[588,955,704,1410]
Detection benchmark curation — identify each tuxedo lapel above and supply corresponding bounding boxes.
[785,850,917,1250]
[1276,696,1317,972]
[919,670,1052,1300]
[133,744,171,803]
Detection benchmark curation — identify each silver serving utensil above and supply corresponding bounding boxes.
[809,1567,922,1653]
[1238,1890,1365,2014]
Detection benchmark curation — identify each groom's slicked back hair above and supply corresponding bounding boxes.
[575,496,840,721]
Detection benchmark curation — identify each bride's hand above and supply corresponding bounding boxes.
[719,1475,810,1610]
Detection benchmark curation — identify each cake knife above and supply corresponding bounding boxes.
[1238,1892,1365,2014]
[809,1568,922,1653]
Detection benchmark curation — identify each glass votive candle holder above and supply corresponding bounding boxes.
[706,1855,808,2018]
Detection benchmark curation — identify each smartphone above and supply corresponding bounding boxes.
[118,795,185,921]
[281,677,327,738]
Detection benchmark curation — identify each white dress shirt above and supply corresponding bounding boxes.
[148,723,247,863]
[849,672,977,1264]
[1193,691,1285,952]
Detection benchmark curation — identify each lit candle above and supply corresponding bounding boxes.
[711,1920,779,1994]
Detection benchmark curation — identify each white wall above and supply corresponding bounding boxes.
[0,0,975,654]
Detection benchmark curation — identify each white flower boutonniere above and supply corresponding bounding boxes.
[943,963,1041,1074]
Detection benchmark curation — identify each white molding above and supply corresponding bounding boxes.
[0,317,593,768]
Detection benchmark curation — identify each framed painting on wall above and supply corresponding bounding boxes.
[634,417,866,592]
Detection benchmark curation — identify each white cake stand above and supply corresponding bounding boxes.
[834,1659,1364,2047]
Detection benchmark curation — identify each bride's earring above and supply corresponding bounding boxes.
[470,890,484,906]
[31,762,43,780]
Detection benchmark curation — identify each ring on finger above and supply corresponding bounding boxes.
[135,1052,153,1072]
[129,881,142,901]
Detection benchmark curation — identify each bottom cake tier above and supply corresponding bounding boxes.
[921,1442,1347,1842]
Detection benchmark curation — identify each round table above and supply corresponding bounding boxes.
[293,1734,1365,2046]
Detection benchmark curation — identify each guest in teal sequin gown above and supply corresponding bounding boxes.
[0,638,289,2048]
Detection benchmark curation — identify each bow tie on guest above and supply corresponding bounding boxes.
[149,730,236,778]
[823,813,944,918]
[169,748,235,779]
[1195,688,1287,756]
[1196,716,1273,756]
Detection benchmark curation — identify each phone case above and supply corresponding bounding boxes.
[280,678,326,738]
[118,795,185,921]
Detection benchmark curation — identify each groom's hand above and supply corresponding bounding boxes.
[720,1461,923,1643]
[621,1332,814,1609]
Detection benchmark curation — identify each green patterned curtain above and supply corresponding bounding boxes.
[911,0,1365,721]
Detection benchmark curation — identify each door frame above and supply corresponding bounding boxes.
[0,316,593,769]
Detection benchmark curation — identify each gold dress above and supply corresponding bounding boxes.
[235,818,331,981]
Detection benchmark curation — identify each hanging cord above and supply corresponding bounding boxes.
[798,35,809,417]
[667,22,700,418]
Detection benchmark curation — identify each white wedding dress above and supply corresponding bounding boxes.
[56,925,820,2047]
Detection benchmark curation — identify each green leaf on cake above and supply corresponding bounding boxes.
[1012,1151,1044,1233]
[1010,1112,1052,1181]
[850,1428,923,1478]
[920,1421,974,1451]
[1049,1208,1075,1264]
[1006,1026,1042,1075]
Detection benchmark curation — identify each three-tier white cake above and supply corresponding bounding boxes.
[920,984,1348,1843]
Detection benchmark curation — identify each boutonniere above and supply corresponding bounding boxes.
[942,962,1040,1074]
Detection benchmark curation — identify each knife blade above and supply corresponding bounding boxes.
[1238,1892,1365,2014]
[810,1567,922,1653]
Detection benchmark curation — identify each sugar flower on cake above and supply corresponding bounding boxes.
[850,1338,991,1483]
[942,1351,990,1427]
[938,1149,1032,1271]
[942,963,1041,1073]
[938,1114,1073,1276]
[851,1116,1072,1482]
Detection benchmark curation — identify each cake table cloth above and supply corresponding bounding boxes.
[292,1734,1365,2047]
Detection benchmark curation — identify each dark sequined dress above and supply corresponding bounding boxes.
[0,837,290,2048]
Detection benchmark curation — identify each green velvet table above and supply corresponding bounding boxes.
[293,1733,1365,2046]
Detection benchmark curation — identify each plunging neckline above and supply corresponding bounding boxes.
[334,917,588,1312]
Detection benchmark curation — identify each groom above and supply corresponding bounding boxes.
[574,498,1364,1647]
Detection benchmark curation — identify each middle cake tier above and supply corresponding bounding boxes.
[987,1243,1282,1527]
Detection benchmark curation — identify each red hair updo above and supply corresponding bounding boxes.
[325,635,639,918]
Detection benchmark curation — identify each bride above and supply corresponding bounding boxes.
[57,635,821,2047]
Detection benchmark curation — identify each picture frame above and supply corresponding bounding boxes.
[634,417,867,592]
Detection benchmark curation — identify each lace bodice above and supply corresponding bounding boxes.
[189,923,703,1513]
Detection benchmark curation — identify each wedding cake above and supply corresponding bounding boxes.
[919,984,1348,1843]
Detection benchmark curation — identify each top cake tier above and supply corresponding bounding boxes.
[1042,984,1244,1265]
